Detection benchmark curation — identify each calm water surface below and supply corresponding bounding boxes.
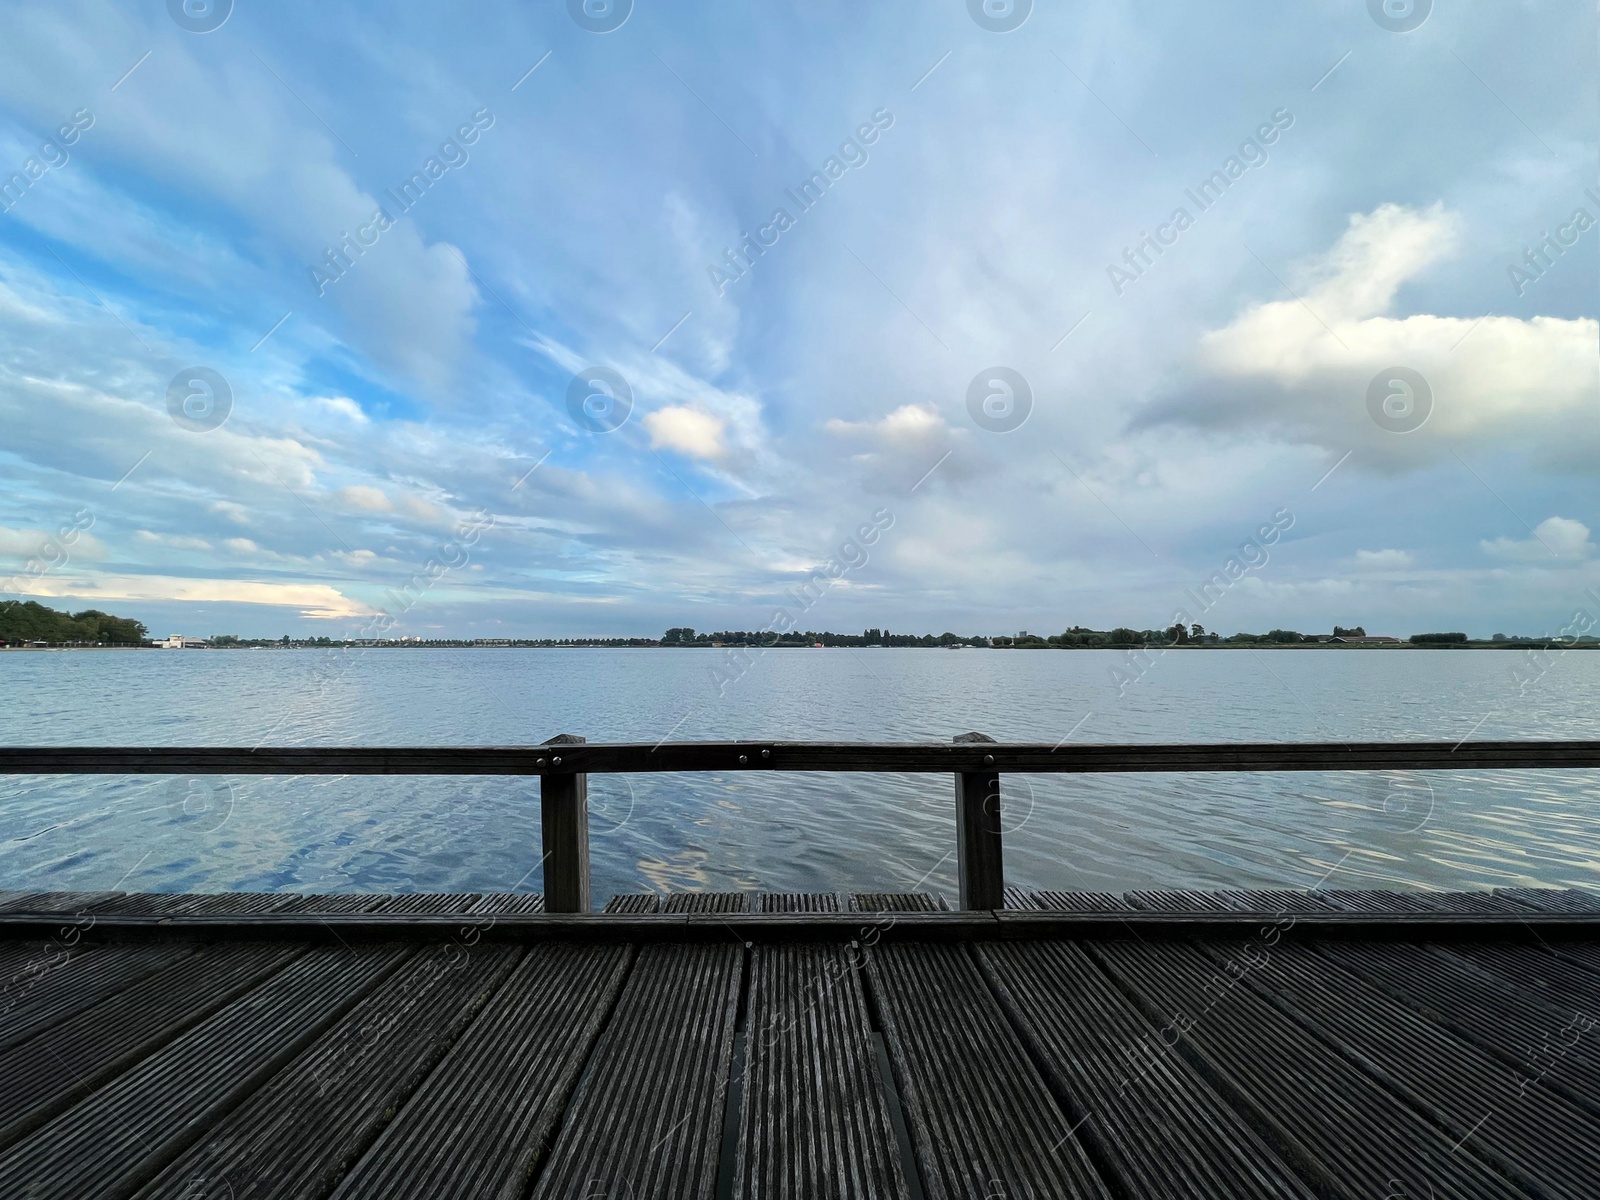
[2,647,1598,902]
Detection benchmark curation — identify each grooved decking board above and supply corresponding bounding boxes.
[0,939,61,984]
[1206,938,1600,1197]
[850,893,947,913]
[1426,891,1541,914]
[184,892,300,915]
[758,892,841,913]
[978,940,1317,1199]
[136,943,523,1200]
[1125,890,1235,913]
[0,942,300,1148]
[1212,888,1340,914]
[1554,941,1600,977]
[1495,888,1600,913]
[1314,940,1600,1117]
[1090,938,1529,1200]
[735,943,908,1198]
[866,943,1110,1199]
[1029,890,1124,912]
[0,889,121,914]
[1448,943,1600,1016]
[273,894,386,914]
[370,893,484,914]
[0,941,192,1051]
[467,892,545,915]
[329,944,631,1200]
[1318,889,1443,913]
[0,943,407,1198]
[90,891,296,916]
[85,892,201,915]
[90,892,292,916]
[530,943,742,1199]
[1002,885,1035,909]
[662,892,750,913]
[605,893,662,913]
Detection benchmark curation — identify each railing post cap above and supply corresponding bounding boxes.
[953,732,997,744]
[543,733,587,746]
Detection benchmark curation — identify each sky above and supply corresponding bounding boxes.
[0,0,1595,640]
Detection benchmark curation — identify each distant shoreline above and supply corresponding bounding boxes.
[2,641,1592,652]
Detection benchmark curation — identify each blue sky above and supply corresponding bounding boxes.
[0,0,1594,638]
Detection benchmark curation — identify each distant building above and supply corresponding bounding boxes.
[159,635,210,649]
[1330,635,1400,644]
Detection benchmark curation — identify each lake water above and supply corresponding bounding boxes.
[2,647,1598,902]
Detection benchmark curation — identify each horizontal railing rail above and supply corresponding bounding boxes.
[6,736,1600,913]
[4,739,1600,775]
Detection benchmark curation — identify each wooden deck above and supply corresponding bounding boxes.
[0,887,1593,1197]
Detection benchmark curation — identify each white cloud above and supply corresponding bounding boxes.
[316,396,369,423]
[7,573,375,619]
[1171,203,1599,459]
[825,405,951,451]
[132,531,212,551]
[0,525,106,561]
[335,486,393,513]
[224,538,260,554]
[208,502,255,527]
[1482,516,1593,562]
[644,406,727,459]
[1353,548,1414,569]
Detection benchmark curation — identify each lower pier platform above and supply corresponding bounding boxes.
[0,886,1596,1198]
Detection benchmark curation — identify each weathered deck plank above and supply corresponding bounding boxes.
[850,892,947,913]
[467,892,545,915]
[273,894,385,914]
[758,891,841,913]
[0,941,192,1052]
[979,938,1317,1198]
[0,942,299,1149]
[183,892,302,915]
[1092,937,1529,1199]
[529,943,742,1198]
[604,893,662,913]
[1315,939,1600,1119]
[1125,889,1235,912]
[0,943,405,1198]
[329,943,631,1200]
[866,942,1111,1198]
[1212,888,1340,913]
[1319,888,1444,913]
[135,943,522,1199]
[369,893,483,914]
[1028,889,1125,912]
[736,942,908,1198]
[0,889,120,914]
[1209,937,1600,1197]
[662,891,750,913]
[1553,940,1600,977]
[1449,942,1600,1017]
[1496,887,1600,913]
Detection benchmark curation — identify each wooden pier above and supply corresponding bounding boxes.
[0,739,1597,1196]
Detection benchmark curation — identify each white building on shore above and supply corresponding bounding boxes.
[159,635,210,649]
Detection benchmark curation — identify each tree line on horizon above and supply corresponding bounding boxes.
[0,601,147,645]
[0,600,1576,649]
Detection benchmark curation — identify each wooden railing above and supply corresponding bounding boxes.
[4,736,1600,912]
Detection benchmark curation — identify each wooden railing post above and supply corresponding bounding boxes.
[953,731,1004,910]
[540,734,590,913]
